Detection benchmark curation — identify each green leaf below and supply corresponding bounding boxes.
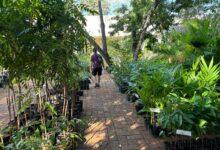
[45,102,57,116]
[178,115,183,127]
[199,119,207,128]
[183,114,194,124]
[34,129,41,138]
[40,124,46,131]
[69,133,83,141]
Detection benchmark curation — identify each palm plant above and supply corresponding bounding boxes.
[135,61,179,111]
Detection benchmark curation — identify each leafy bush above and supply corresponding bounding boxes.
[108,37,133,66]
[112,56,220,138]
[3,117,86,149]
[158,57,220,137]
[152,19,220,66]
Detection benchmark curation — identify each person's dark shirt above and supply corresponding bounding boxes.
[91,53,102,68]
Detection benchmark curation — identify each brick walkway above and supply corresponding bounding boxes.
[78,72,164,150]
[0,88,9,128]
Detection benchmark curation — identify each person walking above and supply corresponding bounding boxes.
[91,48,104,88]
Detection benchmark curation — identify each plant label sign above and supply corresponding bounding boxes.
[134,93,139,98]
[176,129,192,137]
[150,108,160,113]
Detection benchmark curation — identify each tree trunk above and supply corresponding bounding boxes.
[133,50,139,61]
[131,30,139,60]
[63,83,68,117]
[98,0,108,54]
[134,1,160,60]
[7,87,12,122]
[11,85,16,119]
[84,30,111,66]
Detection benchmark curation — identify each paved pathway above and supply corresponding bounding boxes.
[0,88,9,128]
[78,72,164,150]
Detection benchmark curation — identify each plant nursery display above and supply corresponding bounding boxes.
[0,0,92,149]
[0,0,219,149]
[110,17,220,149]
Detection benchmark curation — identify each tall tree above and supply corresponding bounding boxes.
[83,30,111,66]
[79,0,111,65]
[98,0,108,54]
[110,0,216,60]
[79,0,109,14]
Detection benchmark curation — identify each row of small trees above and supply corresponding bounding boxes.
[0,0,92,148]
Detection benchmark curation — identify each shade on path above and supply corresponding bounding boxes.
[78,71,164,150]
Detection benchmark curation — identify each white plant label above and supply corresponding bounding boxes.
[150,108,160,113]
[176,129,192,137]
[134,93,139,98]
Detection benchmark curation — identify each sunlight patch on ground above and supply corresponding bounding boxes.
[130,122,141,130]
[126,112,133,116]
[112,99,122,105]
[84,120,108,148]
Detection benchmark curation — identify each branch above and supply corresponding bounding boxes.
[134,0,161,60]
[82,29,112,66]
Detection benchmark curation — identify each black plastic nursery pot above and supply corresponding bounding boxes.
[126,94,131,101]
[144,113,151,128]
[151,123,161,138]
[135,102,144,114]
[72,109,81,119]
[144,111,162,137]
[3,134,11,145]
[67,107,82,120]
[150,112,161,137]
[118,85,127,94]
[164,136,220,150]
[126,91,133,101]
[76,100,83,113]
[0,82,3,88]
[118,82,129,94]
[79,80,90,90]
[25,104,38,119]
[77,90,84,96]
[130,93,139,102]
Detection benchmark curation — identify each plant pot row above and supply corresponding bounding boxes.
[71,99,83,119]
[164,136,220,150]
[2,96,84,145]
[3,79,87,148]
[126,89,220,150]
[79,79,90,90]
[143,112,162,138]
[126,90,163,138]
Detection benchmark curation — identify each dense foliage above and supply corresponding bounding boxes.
[110,0,219,60]
[112,57,220,137]
[153,18,220,67]
[107,37,133,65]
[111,17,220,138]
[0,0,90,149]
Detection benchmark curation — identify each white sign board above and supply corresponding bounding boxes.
[150,108,160,113]
[176,129,192,137]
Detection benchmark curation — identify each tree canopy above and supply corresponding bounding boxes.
[110,0,219,60]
